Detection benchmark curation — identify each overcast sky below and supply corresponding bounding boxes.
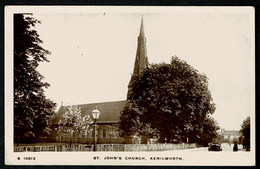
[27,7,255,131]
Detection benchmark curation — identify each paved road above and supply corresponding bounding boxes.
[188,143,244,152]
[168,143,245,152]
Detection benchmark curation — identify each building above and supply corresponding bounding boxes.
[49,17,149,144]
[50,100,127,144]
[220,129,241,142]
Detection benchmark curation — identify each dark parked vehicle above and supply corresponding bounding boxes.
[208,143,222,151]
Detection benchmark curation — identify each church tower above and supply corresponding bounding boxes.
[127,17,149,99]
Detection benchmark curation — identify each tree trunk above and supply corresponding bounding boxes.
[159,133,166,143]
[166,134,171,143]
[16,135,20,147]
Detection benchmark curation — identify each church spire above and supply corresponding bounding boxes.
[132,16,149,75]
[139,16,145,37]
[127,17,149,99]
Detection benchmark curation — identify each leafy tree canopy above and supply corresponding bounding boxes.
[240,116,250,150]
[14,14,56,144]
[240,116,250,138]
[57,106,93,145]
[119,56,218,144]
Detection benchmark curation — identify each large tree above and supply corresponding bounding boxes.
[14,14,56,145]
[119,56,217,145]
[57,106,93,146]
[240,116,250,151]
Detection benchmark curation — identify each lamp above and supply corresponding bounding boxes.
[92,106,100,151]
[92,106,100,120]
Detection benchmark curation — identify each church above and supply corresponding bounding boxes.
[48,18,149,144]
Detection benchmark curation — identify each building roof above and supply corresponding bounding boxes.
[222,130,240,136]
[54,100,128,124]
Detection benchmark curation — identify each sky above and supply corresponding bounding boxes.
[27,7,254,131]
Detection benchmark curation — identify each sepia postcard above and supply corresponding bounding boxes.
[5,6,255,166]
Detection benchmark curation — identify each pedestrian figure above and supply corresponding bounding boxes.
[233,142,238,152]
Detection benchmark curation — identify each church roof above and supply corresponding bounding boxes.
[54,100,128,124]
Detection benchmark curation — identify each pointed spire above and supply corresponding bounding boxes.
[139,16,145,37]
[127,16,149,99]
[133,16,148,75]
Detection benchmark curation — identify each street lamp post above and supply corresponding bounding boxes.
[92,106,100,152]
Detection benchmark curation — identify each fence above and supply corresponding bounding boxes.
[97,143,196,151]
[14,143,196,152]
[14,145,93,152]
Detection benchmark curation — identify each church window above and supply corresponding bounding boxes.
[103,129,106,139]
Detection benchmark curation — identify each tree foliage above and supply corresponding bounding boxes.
[240,116,250,150]
[119,102,159,138]
[196,116,220,146]
[57,106,93,145]
[119,56,218,144]
[14,14,56,144]
[105,125,123,143]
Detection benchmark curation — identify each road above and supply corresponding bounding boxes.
[162,143,251,166]
[168,143,245,152]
